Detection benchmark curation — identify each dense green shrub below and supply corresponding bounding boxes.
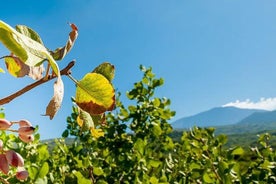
[1,66,275,183]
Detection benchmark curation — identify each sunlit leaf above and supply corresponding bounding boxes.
[73,171,91,184]
[50,23,78,61]
[2,55,45,79]
[45,77,64,119]
[93,167,104,176]
[15,24,44,44]
[75,73,115,115]
[203,172,214,183]
[90,128,104,138]
[0,20,60,77]
[38,162,49,178]
[3,55,29,77]
[92,62,115,82]
[231,146,244,156]
[0,20,46,66]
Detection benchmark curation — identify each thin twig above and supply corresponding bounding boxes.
[0,60,75,105]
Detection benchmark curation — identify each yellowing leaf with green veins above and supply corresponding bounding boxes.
[92,62,115,82]
[3,56,30,77]
[76,107,106,131]
[75,73,115,115]
[2,55,45,79]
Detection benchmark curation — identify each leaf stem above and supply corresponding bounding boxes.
[67,73,79,85]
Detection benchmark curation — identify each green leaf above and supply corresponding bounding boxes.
[92,62,115,82]
[231,146,244,156]
[34,178,48,184]
[73,171,91,184]
[75,73,115,115]
[0,112,4,119]
[93,167,104,176]
[28,165,39,180]
[148,159,161,168]
[16,24,44,44]
[0,20,60,77]
[134,138,146,155]
[149,176,159,184]
[152,123,162,136]
[38,162,49,178]
[0,20,45,66]
[203,172,214,183]
[62,129,69,138]
[77,107,95,131]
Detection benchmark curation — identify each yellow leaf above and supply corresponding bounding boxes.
[90,128,104,138]
[75,73,115,115]
[77,115,83,127]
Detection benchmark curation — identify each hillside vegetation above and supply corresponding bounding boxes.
[0,66,275,183]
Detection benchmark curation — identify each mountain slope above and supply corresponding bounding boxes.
[237,110,276,124]
[172,107,267,129]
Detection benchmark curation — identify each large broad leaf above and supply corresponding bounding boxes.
[45,77,64,119]
[15,24,44,44]
[75,73,115,115]
[50,23,78,61]
[92,62,115,82]
[0,20,60,77]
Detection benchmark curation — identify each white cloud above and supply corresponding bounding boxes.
[222,97,276,111]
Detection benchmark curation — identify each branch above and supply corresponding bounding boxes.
[0,60,75,105]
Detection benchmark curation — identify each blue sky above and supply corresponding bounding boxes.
[1,0,276,139]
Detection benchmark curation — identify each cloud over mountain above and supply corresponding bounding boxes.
[223,97,276,111]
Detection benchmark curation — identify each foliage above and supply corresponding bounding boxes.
[0,20,276,183]
[28,66,276,183]
[0,20,115,182]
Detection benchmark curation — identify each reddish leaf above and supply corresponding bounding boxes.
[50,23,78,60]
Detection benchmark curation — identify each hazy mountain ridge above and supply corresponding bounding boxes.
[172,107,267,129]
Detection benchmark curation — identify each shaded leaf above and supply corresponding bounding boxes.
[77,107,94,131]
[75,73,115,115]
[45,77,64,119]
[92,62,115,82]
[50,23,78,61]
[77,107,106,131]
